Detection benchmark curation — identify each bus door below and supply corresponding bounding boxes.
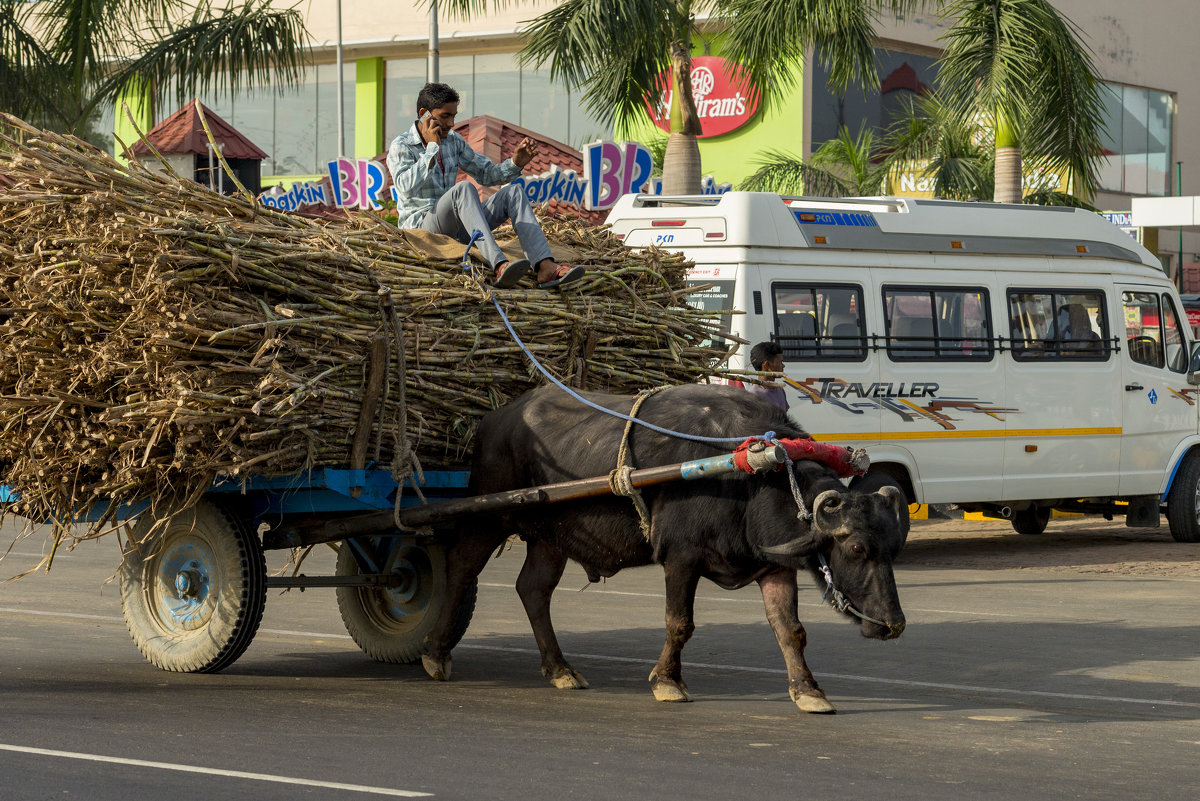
[1118,287,1198,495]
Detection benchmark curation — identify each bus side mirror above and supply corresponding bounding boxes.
[1189,343,1200,385]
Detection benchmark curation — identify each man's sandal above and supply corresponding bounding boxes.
[493,259,532,288]
[537,264,586,289]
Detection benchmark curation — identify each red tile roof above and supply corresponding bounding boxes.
[127,101,268,160]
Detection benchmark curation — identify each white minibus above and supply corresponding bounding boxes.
[607,193,1200,541]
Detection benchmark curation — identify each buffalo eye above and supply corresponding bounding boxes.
[850,543,866,556]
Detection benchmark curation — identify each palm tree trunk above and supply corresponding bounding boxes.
[662,132,702,195]
[993,147,1022,203]
[661,39,701,195]
[992,106,1022,203]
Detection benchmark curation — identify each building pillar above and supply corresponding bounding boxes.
[113,80,154,165]
[356,57,385,159]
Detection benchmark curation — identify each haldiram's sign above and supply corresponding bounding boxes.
[646,56,760,139]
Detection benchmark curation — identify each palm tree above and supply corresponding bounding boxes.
[0,0,308,145]
[438,1,917,195]
[740,123,888,197]
[879,91,995,201]
[937,0,1105,204]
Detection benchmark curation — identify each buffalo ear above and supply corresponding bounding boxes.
[876,485,905,520]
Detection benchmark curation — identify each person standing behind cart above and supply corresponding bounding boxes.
[746,341,789,411]
[386,82,585,290]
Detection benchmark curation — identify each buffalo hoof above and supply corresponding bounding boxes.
[422,653,452,682]
[791,687,836,714]
[649,675,691,703]
[548,667,589,690]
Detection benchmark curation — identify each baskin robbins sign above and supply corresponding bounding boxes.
[646,56,760,138]
[259,144,730,213]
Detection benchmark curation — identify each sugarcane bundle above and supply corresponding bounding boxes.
[0,114,734,544]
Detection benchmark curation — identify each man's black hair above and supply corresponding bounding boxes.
[418,82,460,114]
[750,340,783,370]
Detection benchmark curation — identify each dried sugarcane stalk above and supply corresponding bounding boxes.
[0,113,737,556]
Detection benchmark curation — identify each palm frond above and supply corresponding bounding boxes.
[95,0,308,122]
[517,0,686,131]
[0,2,67,125]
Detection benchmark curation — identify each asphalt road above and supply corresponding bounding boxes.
[2,519,1198,801]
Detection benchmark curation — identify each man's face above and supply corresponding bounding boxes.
[421,102,459,137]
[765,353,785,373]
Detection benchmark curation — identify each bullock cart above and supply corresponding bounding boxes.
[65,439,798,673]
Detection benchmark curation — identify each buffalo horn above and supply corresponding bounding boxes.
[876,485,905,520]
[812,489,844,532]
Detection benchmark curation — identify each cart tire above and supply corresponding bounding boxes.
[849,470,910,543]
[120,500,266,673]
[1011,506,1050,535]
[1167,453,1200,542]
[336,537,476,663]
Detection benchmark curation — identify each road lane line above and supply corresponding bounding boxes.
[0,744,432,797]
[4,607,1197,710]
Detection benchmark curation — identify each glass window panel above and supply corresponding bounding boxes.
[271,79,319,176]
[1098,84,1123,192]
[1147,90,1172,196]
[473,53,521,123]
[437,55,476,118]
[1010,290,1107,361]
[568,89,610,149]
[1124,291,1164,368]
[884,287,993,361]
[317,62,356,163]
[1121,86,1150,195]
[1162,295,1188,372]
[771,283,865,362]
[520,63,571,145]
[231,78,275,175]
[811,48,937,146]
[384,57,428,146]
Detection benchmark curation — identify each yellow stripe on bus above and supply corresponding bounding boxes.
[812,427,1122,442]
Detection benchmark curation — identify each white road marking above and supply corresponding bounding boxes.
[3,607,1197,710]
[0,744,432,797]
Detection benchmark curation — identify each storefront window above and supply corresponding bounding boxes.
[316,62,356,163]
[810,49,938,146]
[1097,83,1173,196]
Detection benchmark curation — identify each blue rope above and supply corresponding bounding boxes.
[461,232,774,447]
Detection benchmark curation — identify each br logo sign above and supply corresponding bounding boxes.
[647,56,760,139]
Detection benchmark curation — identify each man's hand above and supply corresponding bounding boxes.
[513,137,539,169]
[419,112,442,145]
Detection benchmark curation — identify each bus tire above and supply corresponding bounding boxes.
[1167,453,1200,542]
[1011,506,1050,535]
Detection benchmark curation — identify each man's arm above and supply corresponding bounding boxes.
[387,135,440,199]
[451,135,523,187]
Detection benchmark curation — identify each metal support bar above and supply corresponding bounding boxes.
[266,574,402,589]
[262,445,789,550]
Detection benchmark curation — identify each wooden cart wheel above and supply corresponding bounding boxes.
[336,536,476,663]
[119,499,266,673]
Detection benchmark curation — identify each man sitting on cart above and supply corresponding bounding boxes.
[386,82,585,290]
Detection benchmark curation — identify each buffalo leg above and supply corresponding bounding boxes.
[758,568,836,714]
[516,538,588,689]
[421,528,506,682]
[648,561,700,702]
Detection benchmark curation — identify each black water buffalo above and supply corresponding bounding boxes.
[421,384,907,713]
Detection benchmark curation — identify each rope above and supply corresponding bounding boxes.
[376,283,426,530]
[607,387,669,540]
[459,233,776,448]
[817,553,889,627]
